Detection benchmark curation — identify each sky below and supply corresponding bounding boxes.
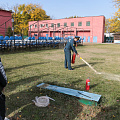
[0,0,117,19]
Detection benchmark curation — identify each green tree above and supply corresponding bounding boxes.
[106,0,120,33]
[5,26,13,37]
[12,4,51,36]
[114,0,120,7]
[68,16,74,18]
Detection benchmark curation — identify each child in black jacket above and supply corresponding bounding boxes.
[0,58,7,120]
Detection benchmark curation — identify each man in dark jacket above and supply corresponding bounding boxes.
[64,36,80,70]
[0,58,7,120]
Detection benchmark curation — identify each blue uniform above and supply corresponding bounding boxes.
[64,38,78,70]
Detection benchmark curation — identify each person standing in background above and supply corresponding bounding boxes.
[64,36,80,70]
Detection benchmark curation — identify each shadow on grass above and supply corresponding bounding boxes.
[6,74,51,92]
[92,102,120,120]
[6,80,84,120]
[0,47,59,55]
[5,71,100,120]
[90,83,98,89]
[5,62,49,72]
[73,62,104,69]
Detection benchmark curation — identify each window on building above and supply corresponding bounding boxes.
[71,22,74,26]
[30,25,32,28]
[64,22,67,27]
[34,34,37,36]
[78,22,82,26]
[42,24,45,27]
[35,24,37,28]
[46,24,48,28]
[51,23,54,27]
[86,21,90,26]
[40,24,43,28]
[57,23,60,27]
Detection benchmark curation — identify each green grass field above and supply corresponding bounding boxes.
[1,43,120,120]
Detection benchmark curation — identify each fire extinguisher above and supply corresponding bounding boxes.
[86,78,90,91]
[71,52,76,64]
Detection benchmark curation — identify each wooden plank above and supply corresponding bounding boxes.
[37,83,101,102]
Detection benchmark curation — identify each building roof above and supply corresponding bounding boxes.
[0,9,13,13]
[51,15,105,20]
[29,15,105,23]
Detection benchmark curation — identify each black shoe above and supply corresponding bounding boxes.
[68,68,73,70]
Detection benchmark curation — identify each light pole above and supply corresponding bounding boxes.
[5,22,6,36]
[12,18,15,48]
[12,18,14,36]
